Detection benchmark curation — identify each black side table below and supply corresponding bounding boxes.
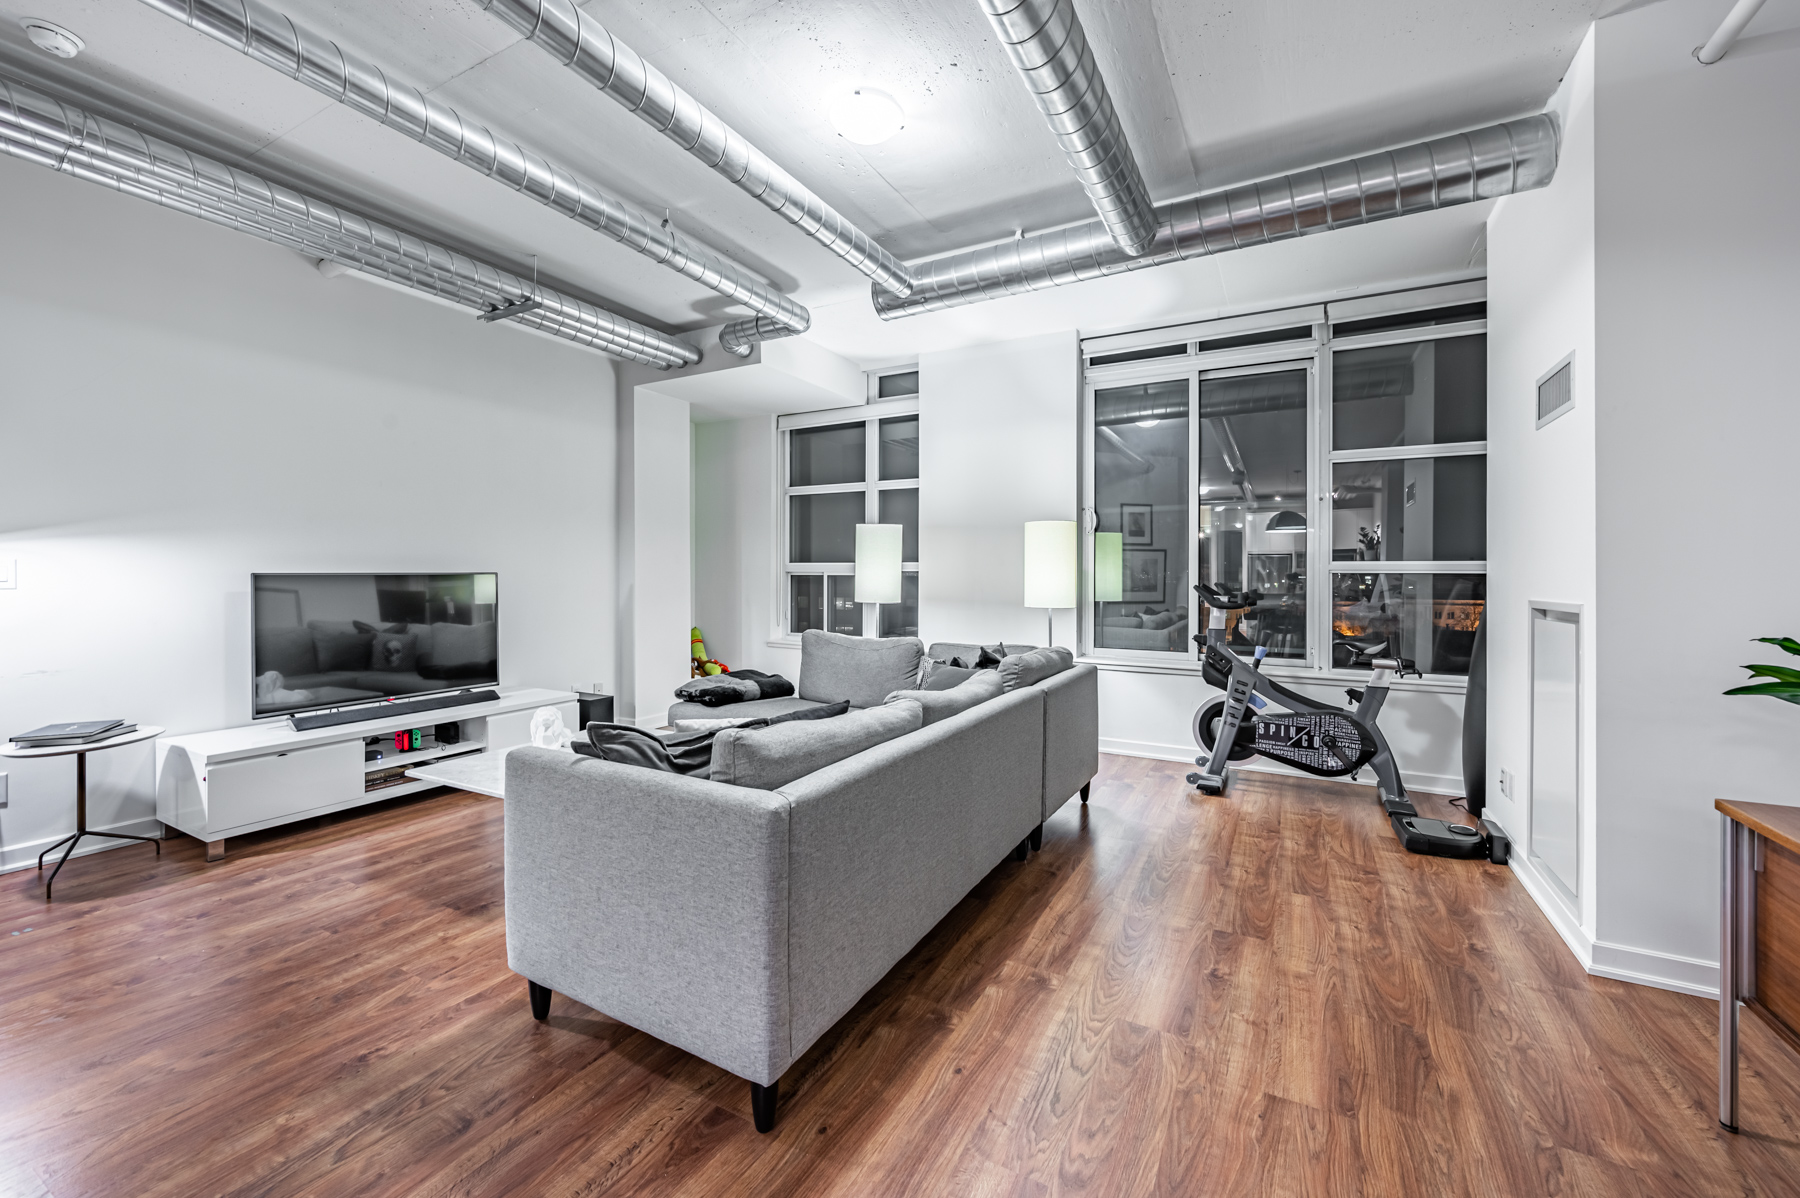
[2,726,164,899]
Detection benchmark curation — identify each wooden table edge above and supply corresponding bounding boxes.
[1716,799,1800,857]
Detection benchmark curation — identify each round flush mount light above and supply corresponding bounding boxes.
[829,88,904,145]
[1134,418,1160,428]
[21,18,84,58]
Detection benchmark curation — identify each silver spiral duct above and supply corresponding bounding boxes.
[139,0,805,342]
[718,314,802,357]
[980,0,1156,257]
[875,114,1559,320]
[0,73,699,368]
[475,0,915,311]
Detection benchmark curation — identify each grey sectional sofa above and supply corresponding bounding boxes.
[503,631,1098,1131]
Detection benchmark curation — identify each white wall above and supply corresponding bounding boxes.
[918,331,1082,649]
[1486,28,1601,959]
[0,153,619,872]
[1589,0,1800,992]
[692,416,800,680]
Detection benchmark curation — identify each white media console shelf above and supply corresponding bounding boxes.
[155,688,577,860]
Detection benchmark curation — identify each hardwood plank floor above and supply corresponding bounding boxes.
[3,756,1797,1196]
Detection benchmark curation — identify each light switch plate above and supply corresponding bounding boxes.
[0,559,14,589]
[0,772,8,808]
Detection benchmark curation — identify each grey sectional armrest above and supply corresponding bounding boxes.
[1039,663,1099,820]
[503,748,791,1085]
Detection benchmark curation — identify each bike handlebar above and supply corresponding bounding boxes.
[1194,580,1264,611]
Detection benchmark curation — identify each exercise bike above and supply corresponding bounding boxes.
[1186,581,1509,863]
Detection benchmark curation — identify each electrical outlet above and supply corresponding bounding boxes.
[1498,768,1513,800]
[0,559,14,589]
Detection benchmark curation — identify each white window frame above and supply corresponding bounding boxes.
[773,397,920,646]
[1079,282,1488,690]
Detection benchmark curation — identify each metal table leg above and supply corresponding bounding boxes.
[40,749,161,901]
[1721,812,1740,1131]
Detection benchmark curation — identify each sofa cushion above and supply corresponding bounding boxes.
[884,670,1005,725]
[256,624,317,677]
[1139,610,1179,631]
[798,630,924,709]
[919,661,977,691]
[672,701,850,734]
[668,696,827,724]
[711,699,923,790]
[999,646,1076,692]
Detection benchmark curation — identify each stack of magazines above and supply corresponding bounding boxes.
[9,719,136,748]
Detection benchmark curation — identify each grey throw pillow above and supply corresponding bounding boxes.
[797,630,924,709]
[1140,610,1179,631]
[711,699,923,790]
[884,670,1006,725]
[999,646,1076,691]
[920,661,978,691]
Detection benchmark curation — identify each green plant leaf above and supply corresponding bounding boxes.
[1744,664,1800,684]
[1724,681,1800,704]
[1754,636,1800,656]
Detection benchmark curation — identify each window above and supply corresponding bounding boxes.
[780,400,919,639]
[868,367,920,400]
[1084,287,1488,678]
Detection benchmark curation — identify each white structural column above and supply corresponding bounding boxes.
[624,389,693,728]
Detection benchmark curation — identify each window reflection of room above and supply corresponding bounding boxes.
[1196,368,1308,661]
[1092,379,1190,653]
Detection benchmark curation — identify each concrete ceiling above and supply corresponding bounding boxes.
[0,0,1617,366]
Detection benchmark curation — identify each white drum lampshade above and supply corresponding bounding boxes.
[1094,532,1123,603]
[1023,520,1077,609]
[854,523,903,604]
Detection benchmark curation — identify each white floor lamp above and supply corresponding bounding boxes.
[1023,520,1076,649]
[855,523,903,635]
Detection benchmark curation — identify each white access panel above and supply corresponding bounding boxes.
[1529,606,1581,906]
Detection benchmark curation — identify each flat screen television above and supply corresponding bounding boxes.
[251,573,499,719]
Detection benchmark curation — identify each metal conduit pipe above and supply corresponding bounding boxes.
[10,136,649,356]
[138,0,805,341]
[0,74,699,367]
[874,114,1560,319]
[474,0,915,310]
[979,0,1156,256]
[1696,0,1769,63]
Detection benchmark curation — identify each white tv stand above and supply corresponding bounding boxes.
[155,688,576,860]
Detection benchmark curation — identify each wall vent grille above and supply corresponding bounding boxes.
[1537,357,1574,427]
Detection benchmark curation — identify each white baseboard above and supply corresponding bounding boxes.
[1589,940,1718,998]
[1506,848,1720,998]
[1099,737,1464,797]
[0,816,166,876]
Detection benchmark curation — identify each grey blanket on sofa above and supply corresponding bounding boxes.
[674,669,795,708]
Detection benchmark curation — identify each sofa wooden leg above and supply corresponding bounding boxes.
[1012,836,1030,862]
[1029,823,1043,852]
[751,1080,778,1133]
[528,980,552,1022]
[1080,782,1091,804]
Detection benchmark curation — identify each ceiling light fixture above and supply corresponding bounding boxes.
[1266,510,1308,532]
[21,18,83,58]
[829,88,904,146]
[1134,418,1160,428]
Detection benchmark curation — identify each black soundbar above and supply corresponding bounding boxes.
[289,689,501,731]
